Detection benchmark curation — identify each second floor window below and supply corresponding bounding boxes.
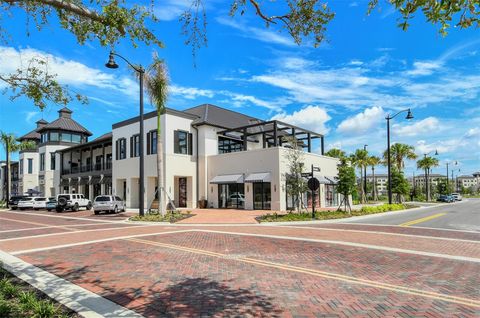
[50,152,56,170]
[130,134,140,157]
[40,153,45,171]
[116,138,126,160]
[218,136,243,154]
[27,159,33,174]
[20,159,23,174]
[147,130,157,155]
[174,130,192,155]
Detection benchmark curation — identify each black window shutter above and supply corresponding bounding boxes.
[188,133,193,155]
[115,140,119,160]
[146,132,151,155]
[130,137,133,158]
[174,131,179,154]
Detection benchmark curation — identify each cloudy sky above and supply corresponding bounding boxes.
[1,1,479,177]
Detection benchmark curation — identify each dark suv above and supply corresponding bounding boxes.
[8,195,29,210]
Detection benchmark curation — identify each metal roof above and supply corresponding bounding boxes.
[184,104,262,129]
[37,117,92,136]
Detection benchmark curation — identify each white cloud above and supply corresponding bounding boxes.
[393,117,441,137]
[24,111,40,124]
[216,17,295,47]
[272,105,330,134]
[337,106,385,135]
[153,0,191,21]
[170,85,215,99]
[405,61,443,76]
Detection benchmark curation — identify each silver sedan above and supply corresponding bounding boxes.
[93,195,125,215]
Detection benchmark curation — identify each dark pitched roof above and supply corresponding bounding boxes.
[91,132,112,142]
[38,117,92,136]
[184,104,262,129]
[18,129,41,141]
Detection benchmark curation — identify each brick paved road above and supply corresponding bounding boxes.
[1,209,479,317]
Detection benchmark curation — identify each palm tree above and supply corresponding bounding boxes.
[0,132,35,206]
[349,149,369,203]
[368,155,381,201]
[417,156,439,201]
[325,148,346,160]
[383,143,417,171]
[144,56,169,216]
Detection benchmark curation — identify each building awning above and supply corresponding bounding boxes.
[89,176,101,185]
[210,174,244,184]
[101,176,112,184]
[70,178,79,186]
[326,176,338,185]
[245,172,271,183]
[60,179,69,186]
[313,174,338,185]
[79,177,89,185]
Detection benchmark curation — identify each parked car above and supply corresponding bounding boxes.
[451,193,463,201]
[437,195,454,203]
[228,193,245,206]
[32,197,48,210]
[56,194,92,212]
[93,195,125,215]
[45,197,57,211]
[18,197,36,210]
[8,195,29,210]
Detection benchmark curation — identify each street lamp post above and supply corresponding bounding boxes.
[105,51,146,217]
[385,109,414,204]
[423,150,438,201]
[363,144,368,202]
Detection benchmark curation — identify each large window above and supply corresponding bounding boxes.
[218,136,243,154]
[39,153,45,171]
[27,159,33,174]
[218,183,245,209]
[19,159,23,175]
[50,152,56,170]
[50,132,59,141]
[130,134,140,157]
[174,130,192,155]
[116,138,126,160]
[147,130,157,155]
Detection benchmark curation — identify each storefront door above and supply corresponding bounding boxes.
[178,177,187,208]
[253,182,271,210]
[218,183,245,209]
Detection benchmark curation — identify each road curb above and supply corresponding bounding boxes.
[0,251,144,318]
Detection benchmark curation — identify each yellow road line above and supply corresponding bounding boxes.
[125,237,480,308]
[400,213,447,227]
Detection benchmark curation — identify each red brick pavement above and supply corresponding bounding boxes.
[19,232,480,317]
[294,223,480,241]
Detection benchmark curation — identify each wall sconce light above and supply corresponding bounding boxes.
[247,185,249,192]
[211,186,213,193]
[274,184,276,192]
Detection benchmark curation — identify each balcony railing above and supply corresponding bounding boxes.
[61,161,112,176]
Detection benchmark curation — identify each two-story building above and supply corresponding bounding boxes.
[112,104,340,211]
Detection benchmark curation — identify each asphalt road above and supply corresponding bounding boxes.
[349,198,480,232]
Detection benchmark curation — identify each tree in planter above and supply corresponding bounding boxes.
[349,149,369,204]
[416,156,439,201]
[284,137,307,212]
[336,163,356,214]
[143,56,169,216]
[388,168,410,203]
[368,155,381,201]
[0,132,36,206]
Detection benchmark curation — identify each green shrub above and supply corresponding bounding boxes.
[18,291,37,311]
[0,298,15,317]
[130,210,193,223]
[0,279,19,299]
[359,203,405,214]
[32,300,58,318]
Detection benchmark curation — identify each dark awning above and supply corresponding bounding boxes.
[89,176,101,185]
[101,176,112,184]
[79,177,89,185]
[60,179,69,186]
[244,172,271,183]
[70,178,79,186]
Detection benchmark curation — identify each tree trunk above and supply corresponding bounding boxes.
[5,147,10,207]
[372,167,377,201]
[156,111,166,216]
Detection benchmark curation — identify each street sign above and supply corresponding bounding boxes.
[307,177,320,191]
[301,173,312,178]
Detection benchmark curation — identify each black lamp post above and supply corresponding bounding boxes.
[386,109,413,204]
[106,51,146,217]
[446,161,457,191]
[423,150,438,201]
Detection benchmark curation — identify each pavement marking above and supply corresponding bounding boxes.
[400,213,447,227]
[126,237,480,308]
[0,222,127,234]
[10,229,196,255]
[0,217,78,231]
[193,229,480,263]
[275,225,480,244]
[0,210,128,224]
[0,251,142,317]
[338,222,480,234]
[0,224,163,242]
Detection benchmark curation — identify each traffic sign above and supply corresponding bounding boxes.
[307,177,320,191]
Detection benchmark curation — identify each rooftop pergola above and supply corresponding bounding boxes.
[217,120,325,154]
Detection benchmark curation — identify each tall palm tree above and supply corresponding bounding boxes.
[417,156,439,201]
[350,149,369,203]
[325,148,346,160]
[383,143,417,171]
[144,56,169,216]
[0,132,35,206]
[368,155,381,201]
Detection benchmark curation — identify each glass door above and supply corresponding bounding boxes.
[178,177,187,208]
[253,182,271,210]
[218,183,244,209]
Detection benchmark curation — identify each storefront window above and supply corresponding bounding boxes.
[218,183,245,209]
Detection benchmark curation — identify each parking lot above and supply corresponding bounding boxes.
[0,207,479,317]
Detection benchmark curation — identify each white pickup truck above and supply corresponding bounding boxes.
[56,194,92,212]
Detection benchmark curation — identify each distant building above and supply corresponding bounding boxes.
[365,174,388,196]
[457,173,480,191]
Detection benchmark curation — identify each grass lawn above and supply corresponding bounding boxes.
[259,203,416,222]
[0,267,78,318]
[130,210,194,223]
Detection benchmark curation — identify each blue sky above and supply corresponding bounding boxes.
[1,0,479,177]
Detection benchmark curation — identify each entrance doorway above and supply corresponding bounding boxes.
[178,177,187,208]
[253,182,271,210]
[218,183,245,209]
